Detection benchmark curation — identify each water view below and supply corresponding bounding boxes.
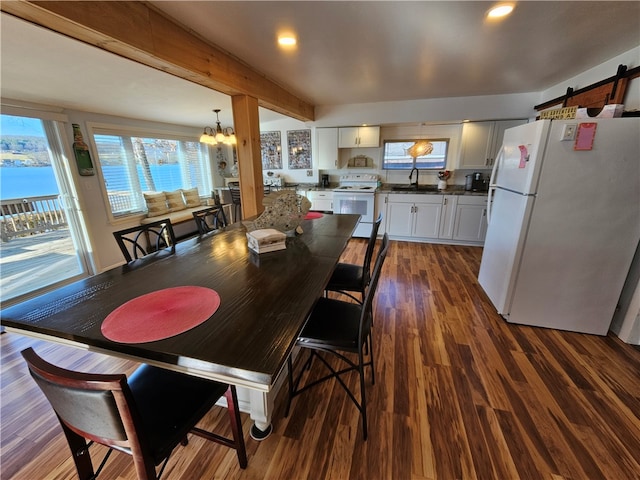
[1,114,84,302]
[0,166,59,200]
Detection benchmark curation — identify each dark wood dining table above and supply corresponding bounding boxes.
[0,213,360,440]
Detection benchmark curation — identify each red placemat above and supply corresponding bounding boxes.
[101,286,220,343]
[304,212,323,220]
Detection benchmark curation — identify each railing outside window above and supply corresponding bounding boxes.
[0,195,67,242]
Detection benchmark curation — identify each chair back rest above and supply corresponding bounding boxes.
[211,191,223,208]
[211,192,229,225]
[360,233,389,342]
[228,182,242,206]
[193,207,227,235]
[113,219,176,263]
[362,213,383,284]
[21,347,141,450]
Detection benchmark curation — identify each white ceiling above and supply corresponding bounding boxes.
[2,2,639,128]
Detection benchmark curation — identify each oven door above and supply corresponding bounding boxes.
[332,192,375,238]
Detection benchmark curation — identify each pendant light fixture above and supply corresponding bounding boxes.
[199,109,237,146]
[406,139,434,158]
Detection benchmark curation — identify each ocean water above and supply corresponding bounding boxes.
[0,164,186,200]
[0,166,59,200]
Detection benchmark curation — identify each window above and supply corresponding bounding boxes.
[1,111,91,301]
[91,127,211,217]
[382,139,449,170]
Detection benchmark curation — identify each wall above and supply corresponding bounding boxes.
[255,117,317,185]
[64,110,203,272]
[314,92,540,126]
[12,45,640,278]
[610,243,640,345]
[259,120,470,187]
[262,91,540,189]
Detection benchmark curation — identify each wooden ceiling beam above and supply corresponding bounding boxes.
[1,0,315,122]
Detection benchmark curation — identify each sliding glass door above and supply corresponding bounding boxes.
[0,114,90,303]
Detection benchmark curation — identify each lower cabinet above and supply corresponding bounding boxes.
[385,194,443,238]
[381,193,487,244]
[452,196,488,242]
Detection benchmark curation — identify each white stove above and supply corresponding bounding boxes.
[334,174,379,192]
[333,174,378,237]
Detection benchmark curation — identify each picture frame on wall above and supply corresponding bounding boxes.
[287,129,312,169]
[260,131,283,170]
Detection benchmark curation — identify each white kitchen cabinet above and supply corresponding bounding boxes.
[381,192,488,244]
[316,128,339,169]
[459,119,526,169]
[385,194,442,238]
[438,195,458,239]
[307,190,333,212]
[452,196,488,242]
[338,126,380,148]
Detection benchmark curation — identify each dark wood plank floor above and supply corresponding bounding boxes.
[1,239,639,479]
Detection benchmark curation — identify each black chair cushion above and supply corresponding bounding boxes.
[298,297,363,352]
[325,263,365,292]
[127,365,229,464]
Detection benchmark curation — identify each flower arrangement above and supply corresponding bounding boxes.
[438,170,451,181]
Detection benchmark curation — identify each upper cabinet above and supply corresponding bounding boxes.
[316,127,339,169]
[459,119,527,169]
[338,126,380,148]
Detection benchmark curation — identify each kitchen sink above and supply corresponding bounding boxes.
[391,185,439,192]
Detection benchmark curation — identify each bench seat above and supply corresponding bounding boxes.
[140,206,207,226]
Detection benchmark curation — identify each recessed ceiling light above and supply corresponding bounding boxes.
[278,35,297,47]
[487,3,515,19]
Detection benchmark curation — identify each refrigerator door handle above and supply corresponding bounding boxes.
[489,145,503,188]
[487,184,493,224]
[486,146,504,225]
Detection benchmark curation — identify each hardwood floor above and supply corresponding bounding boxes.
[1,239,639,479]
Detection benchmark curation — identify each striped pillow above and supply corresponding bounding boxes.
[182,188,201,208]
[143,192,169,217]
[165,190,187,212]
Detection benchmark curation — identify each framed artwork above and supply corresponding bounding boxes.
[287,129,312,169]
[260,131,282,170]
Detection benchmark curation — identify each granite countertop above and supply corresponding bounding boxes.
[378,184,488,196]
[290,183,488,195]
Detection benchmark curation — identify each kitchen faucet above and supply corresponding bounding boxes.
[409,167,419,188]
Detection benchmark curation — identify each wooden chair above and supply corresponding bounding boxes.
[113,220,176,263]
[192,206,227,235]
[21,347,247,480]
[228,182,242,223]
[285,233,390,440]
[324,213,383,304]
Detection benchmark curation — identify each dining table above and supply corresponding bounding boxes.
[0,213,360,441]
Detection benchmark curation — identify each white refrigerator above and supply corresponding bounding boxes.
[478,118,640,335]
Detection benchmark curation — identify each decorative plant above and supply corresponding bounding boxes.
[438,170,451,181]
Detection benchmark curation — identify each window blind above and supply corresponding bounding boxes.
[92,129,211,217]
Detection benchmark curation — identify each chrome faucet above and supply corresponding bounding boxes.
[409,167,419,188]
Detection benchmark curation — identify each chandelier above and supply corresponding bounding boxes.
[199,109,237,146]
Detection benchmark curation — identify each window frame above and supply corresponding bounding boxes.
[86,122,212,222]
[382,138,450,170]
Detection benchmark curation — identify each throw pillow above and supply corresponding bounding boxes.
[182,187,202,208]
[165,190,187,212]
[143,192,169,218]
